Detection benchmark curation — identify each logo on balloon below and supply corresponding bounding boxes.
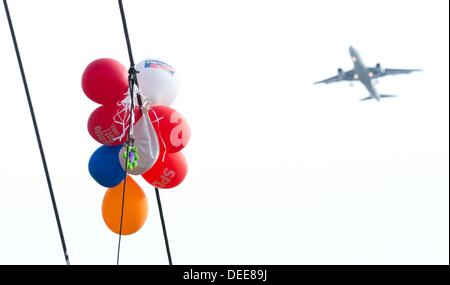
[152,168,176,188]
[170,111,189,148]
[144,59,176,76]
[93,125,120,144]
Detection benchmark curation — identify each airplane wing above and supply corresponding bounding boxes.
[369,67,422,78]
[314,69,356,84]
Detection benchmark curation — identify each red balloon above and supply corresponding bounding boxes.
[148,105,191,153]
[82,58,128,105]
[142,151,188,189]
[88,105,142,146]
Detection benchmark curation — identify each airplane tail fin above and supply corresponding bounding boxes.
[360,94,397,102]
[360,96,374,101]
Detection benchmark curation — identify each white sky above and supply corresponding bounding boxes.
[0,0,448,265]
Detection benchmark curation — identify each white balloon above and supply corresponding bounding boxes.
[119,109,160,175]
[136,59,179,106]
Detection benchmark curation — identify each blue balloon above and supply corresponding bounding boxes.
[88,145,124,188]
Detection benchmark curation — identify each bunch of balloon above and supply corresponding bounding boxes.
[82,58,190,236]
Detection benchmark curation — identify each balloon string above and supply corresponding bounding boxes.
[117,0,173,265]
[3,0,70,265]
[112,98,131,142]
[112,86,145,143]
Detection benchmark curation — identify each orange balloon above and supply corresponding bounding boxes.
[102,175,148,235]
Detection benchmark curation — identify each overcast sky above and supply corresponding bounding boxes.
[0,0,448,264]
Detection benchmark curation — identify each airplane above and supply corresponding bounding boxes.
[314,46,422,101]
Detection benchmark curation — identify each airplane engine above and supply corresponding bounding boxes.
[337,68,345,80]
[376,63,385,74]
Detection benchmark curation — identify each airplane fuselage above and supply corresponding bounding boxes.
[349,46,380,101]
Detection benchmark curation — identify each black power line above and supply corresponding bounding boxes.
[117,0,173,265]
[2,0,70,265]
[155,188,172,265]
